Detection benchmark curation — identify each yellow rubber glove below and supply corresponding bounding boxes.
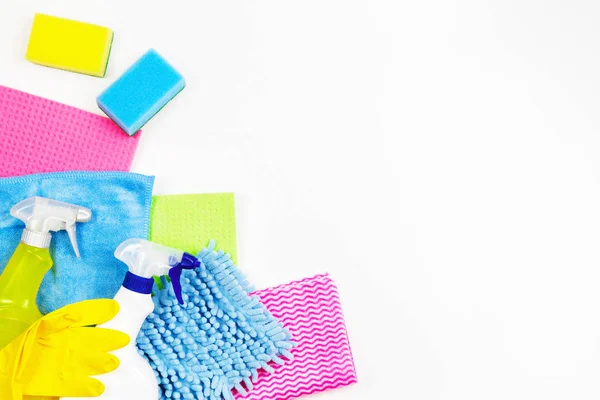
[0,299,130,400]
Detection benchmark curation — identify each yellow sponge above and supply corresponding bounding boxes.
[26,14,113,78]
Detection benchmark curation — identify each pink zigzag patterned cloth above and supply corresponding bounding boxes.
[238,273,358,400]
[0,85,140,177]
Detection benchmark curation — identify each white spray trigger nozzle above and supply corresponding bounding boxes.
[11,196,92,257]
[67,223,79,258]
[115,239,186,278]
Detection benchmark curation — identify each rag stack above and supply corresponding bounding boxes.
[148,195,358,400]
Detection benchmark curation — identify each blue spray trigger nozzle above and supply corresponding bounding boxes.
[115,239,201,302]
[168,252,201,305]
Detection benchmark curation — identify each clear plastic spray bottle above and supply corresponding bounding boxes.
[69,238,201,400]
[0,196,91,349]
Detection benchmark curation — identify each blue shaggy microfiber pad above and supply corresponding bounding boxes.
[137,241,295,400]
[97,49,185,136]
[0,171,154,314]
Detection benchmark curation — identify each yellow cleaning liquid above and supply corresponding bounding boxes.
[0,242,52,349]
[0,243,57,400]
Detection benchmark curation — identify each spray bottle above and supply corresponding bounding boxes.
[70,238,201,400]
[0,196,91,350]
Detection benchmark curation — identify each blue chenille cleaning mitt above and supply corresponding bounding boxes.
[0,171,154,314]
[137,240,295,400]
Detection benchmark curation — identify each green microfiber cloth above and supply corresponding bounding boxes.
[149,193,238,263]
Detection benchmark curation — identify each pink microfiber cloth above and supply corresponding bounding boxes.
[0,85,140,177]
[238,274,358,400]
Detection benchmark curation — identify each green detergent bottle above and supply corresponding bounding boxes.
[0,196,91,349]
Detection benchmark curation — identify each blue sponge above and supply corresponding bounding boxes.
[137,241,295,400]
[97,49,185,135]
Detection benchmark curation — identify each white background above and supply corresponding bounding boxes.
[2,1,600,399]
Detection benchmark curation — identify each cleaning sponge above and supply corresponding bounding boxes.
[26,13,113,77]
[97,49,185,136]
[137,241,295,399]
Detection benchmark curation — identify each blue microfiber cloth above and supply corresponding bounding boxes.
[137,240,295,400]
[0,171,154,314]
